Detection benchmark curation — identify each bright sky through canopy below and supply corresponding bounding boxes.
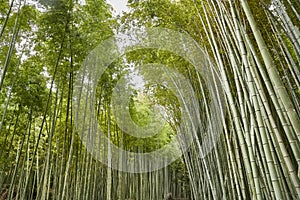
[106,0,129,16]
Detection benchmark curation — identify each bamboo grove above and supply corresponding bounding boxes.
[0,0,300,199]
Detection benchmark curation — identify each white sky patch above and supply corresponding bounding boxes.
[27,0,46,12]
[78,0,86,5]
[41,67,57,92]
[106,0,129,16]
[125,65,146,91]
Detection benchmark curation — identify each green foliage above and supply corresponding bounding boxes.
[1,0,299,199]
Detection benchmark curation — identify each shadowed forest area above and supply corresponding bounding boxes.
[0,0,300,199]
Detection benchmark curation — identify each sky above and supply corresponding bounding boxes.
[106,0,129,16]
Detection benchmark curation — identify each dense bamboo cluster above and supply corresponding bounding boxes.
[184,0,300,199]
[0,0,299,199]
